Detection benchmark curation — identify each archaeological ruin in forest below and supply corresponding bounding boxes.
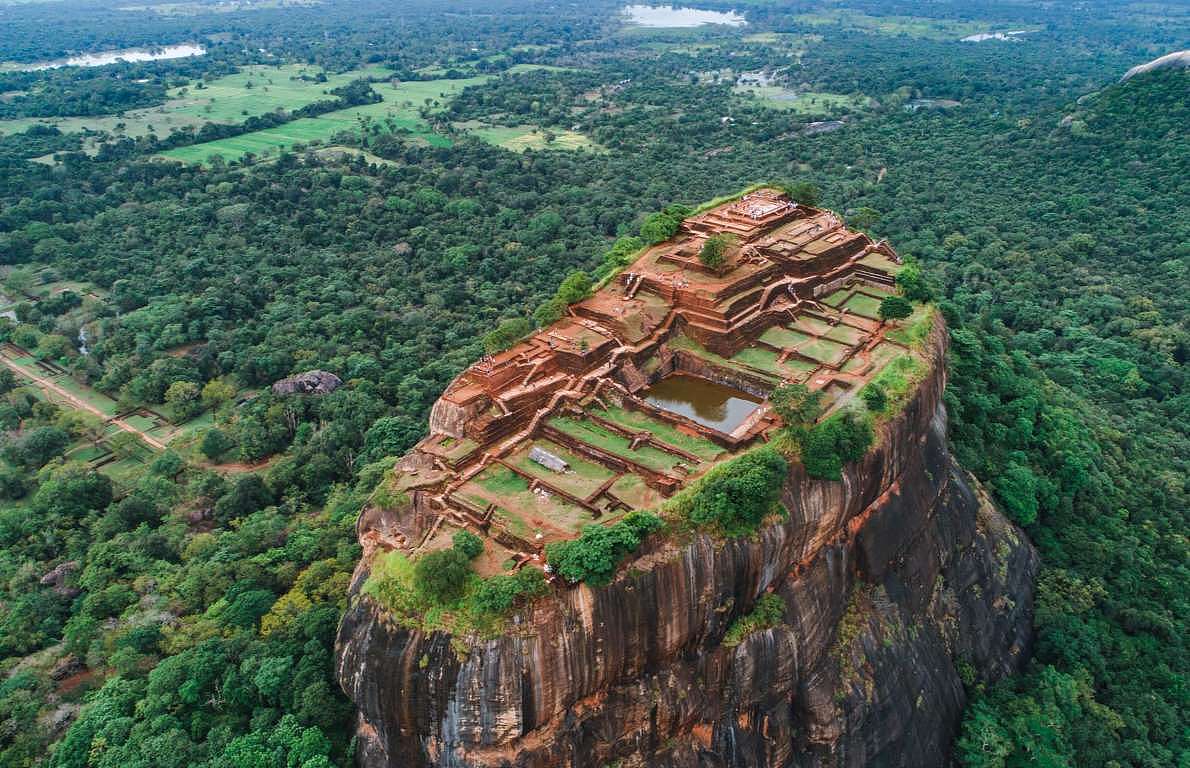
[380,188,917,577]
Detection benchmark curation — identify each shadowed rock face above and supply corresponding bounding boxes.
[336,325,1038,767]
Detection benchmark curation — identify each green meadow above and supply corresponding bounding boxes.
[790,11,1039,40]
[160,66,582,164]
[455,122,597,152]
[158,75,487,163]
[733,86,872,114]
[0,63,391,138]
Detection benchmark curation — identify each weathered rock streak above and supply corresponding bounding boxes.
[336,322,1038,767]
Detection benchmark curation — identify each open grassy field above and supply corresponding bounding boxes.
[313,145,401,166]
[0,63,391,139]
[733,85,872,114]
[165,64,392,122]
[156,77,475,162]
[791,10,1039,40]
[458,122,596,151]
[161,66,586,163]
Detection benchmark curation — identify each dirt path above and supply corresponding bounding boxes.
[0,356,168,450]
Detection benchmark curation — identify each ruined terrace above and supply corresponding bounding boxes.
[381,189,912,576]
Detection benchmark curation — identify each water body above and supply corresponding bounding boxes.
[621,5,746,28]
[19,43,206,71]
[643,374,761,434]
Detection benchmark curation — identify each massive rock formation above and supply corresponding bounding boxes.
[336,324,1039,767]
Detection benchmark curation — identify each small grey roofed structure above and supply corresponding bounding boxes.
[529,446,569,473]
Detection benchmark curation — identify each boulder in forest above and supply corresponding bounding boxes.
[39,560,80,598]
[271,370,343,396]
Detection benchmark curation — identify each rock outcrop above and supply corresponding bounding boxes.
[271,369,342,396]
[336,324,1038,767]
[39,560,81,598]
[1121,49,1190,81]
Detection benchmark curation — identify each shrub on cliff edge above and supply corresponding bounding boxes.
[413,531,484,604]
[687,446,788,536]
[470,568,549,615]
[546,511,662,585]
[802,411,874,481]
[412,548,472,604]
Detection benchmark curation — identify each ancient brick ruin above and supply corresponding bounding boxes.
[379,189,913,576]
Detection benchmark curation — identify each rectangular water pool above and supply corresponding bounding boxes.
[642,374,762,434]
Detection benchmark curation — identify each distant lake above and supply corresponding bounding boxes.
[621,5,746,28]
[18,43,206,71]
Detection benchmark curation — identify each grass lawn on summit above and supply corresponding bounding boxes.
[843,292,883,320]
[508,439,616,499]
[589,405,723,462]
[547,416,681,474]
[760,325,812,349]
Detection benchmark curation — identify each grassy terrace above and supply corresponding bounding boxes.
[668,333,783,385]
[608,473,663,509]
[823,288,851,307]
[732,345,818,380]
[462,463,602,537]
[547,416,686,473]
[842,292,882,319]
[2,346,122,417]
[508,439,616,499]
[823,323,867,346]
[588,405,724,462]
[439,436,480,464]
[760,325,811,349]
[799,337,851,365]
[885,304,936,347]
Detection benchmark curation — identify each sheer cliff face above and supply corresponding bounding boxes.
[336,326,1039,768]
